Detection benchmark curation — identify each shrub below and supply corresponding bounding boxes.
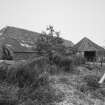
[76,75,100,94]
[83,75,100,90]
[50,53,74,72]
[0,57,64,105]
[0,62,8,81]
[73,55,86,65]
[7,57,49,88]
[0,56,49,88]
[60,57,74,72]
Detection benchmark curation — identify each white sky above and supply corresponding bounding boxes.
[0,0,105,46]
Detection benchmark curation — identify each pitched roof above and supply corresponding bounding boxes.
[73,37,105,52]
[0,36,33,52]
[0,26,41,52]
[0,26,41,45]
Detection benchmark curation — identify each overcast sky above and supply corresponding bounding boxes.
[0,0,105,46]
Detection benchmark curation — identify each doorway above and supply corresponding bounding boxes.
[84,51,96,61]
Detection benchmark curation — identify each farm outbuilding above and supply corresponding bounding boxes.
[73,37,105,61]
[0,26,74,60]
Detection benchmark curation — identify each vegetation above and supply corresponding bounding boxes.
[35,25,65,56]
[33,25,76,74]
[73,55,86,65]
[75,65,105,103]
[0,57,64,105]
[0,25,105,105]
[1,45,13,60]
[77,75,100,94]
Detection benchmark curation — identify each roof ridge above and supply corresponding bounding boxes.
[1,25,41,35]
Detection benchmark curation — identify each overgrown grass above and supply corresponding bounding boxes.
[49,53,75,74]
[0,57,64,105]
[76,73,105,101]
[1,54,104,104]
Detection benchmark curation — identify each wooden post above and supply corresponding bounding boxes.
[100,56,103,67]
[99,73,105,84]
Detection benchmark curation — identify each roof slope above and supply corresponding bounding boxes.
[62,39,74,47]
[73,37,105,51]
[0,26,73,51]
[0,35,32,52]
[0,26,41,45]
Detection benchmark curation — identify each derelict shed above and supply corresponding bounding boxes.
[73,37,105,61]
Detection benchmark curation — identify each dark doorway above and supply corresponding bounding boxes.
[84,51,96,61]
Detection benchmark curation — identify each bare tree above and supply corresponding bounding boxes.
[35,25,65,56]
[46,25,55,36]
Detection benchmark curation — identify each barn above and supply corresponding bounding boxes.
[0,26,73,60]
[73,37,105,61]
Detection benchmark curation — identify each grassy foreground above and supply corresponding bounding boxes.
[50,64,105,105]
[0,58,105,105]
